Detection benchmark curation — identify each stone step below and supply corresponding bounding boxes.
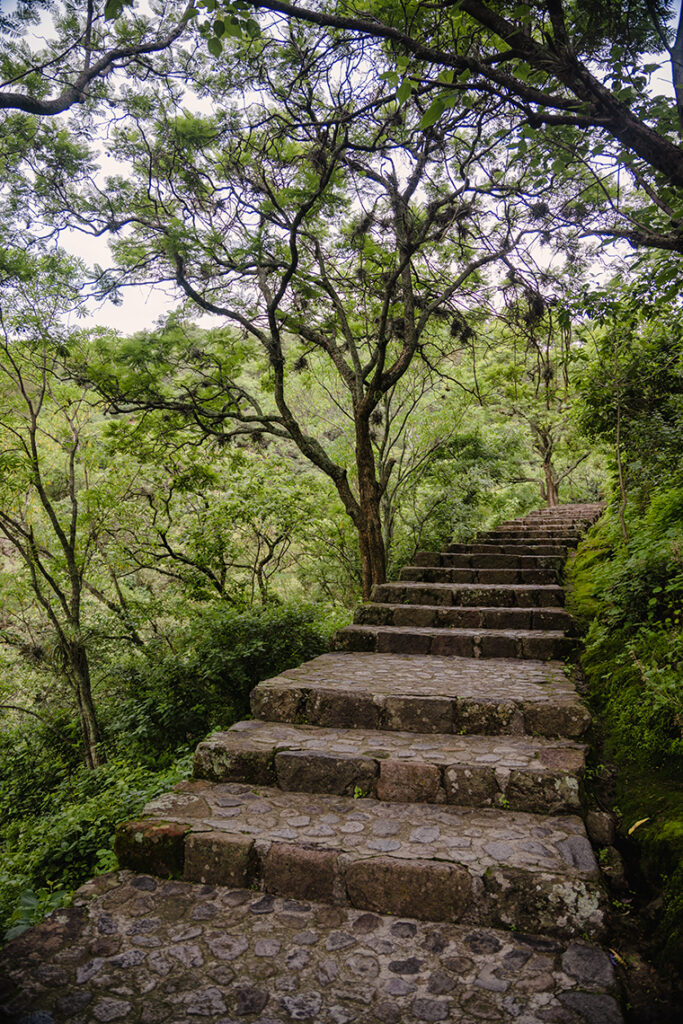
[354,603,574,633]
[250,653,591,738]
[414,551,565,569]
[505,519,589,529]
[446,542,568,555]
[115,781,607,939]
[493,519,584,529]
[0,872,623,1024]
[334,624,574,660]
[483,531,579,544]
[194,719,586,814]
[496,516,586,523]
[371,582,566,607]
[399,566,560,585]
[518,509,601,518]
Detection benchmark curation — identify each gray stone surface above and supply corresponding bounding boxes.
[372,580,566,607]
[141,779,598,880]
[194,720,585,811]
[252,652,578,702]
[0,873,620,1024]
[399,566,561,584]
[206,719,585,771]
[334,623,573,660]
[115,779,607,936]
[354,603,573,631]
[251,653,591,738]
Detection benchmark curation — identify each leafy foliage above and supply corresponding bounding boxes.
[0,600,340,938]
[565,306,683,966]
[102,601,340,762]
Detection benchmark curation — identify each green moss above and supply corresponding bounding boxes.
[567,510,683,969]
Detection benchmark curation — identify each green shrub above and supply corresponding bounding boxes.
[567,500,683,969]
[0,753,192,938]
[0,600,340,940]
[101,601,338,763]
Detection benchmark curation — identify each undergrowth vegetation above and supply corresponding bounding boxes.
[568,492,683,968]
[0,603,337,939]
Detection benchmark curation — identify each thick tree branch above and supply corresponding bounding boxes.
[0,4,192,115]
[244,0,683,185]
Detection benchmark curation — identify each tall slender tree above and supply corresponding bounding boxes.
[79,25,539,596]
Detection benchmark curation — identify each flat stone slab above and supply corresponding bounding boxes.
[354,604,573,632]
[372,582,566,607]
[414,552,565,569]
[251,653,590,738]
[114,781,606,937]
[483,533,579,546]
[194,720,586,812]
[400,567,560,584]
[446,543,569,555]
[334,624,573,660]
[0,872,622,1024]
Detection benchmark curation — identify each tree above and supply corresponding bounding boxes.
[577,279,683,535]
[79,26,535,597]
[228,0,683,256]
[478,286,595,506]
[101,413,329,606]
[0,253,111,767]
[0,1,191,116]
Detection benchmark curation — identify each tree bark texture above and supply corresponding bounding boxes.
[355,415,387,600]
[68,642,105,769]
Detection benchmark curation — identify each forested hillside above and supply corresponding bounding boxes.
[0,0,681,997]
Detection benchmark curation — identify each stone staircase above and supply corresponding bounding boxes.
[1,502,625,1023]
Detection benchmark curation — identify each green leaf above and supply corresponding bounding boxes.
[104,0,133,19]
[207,36,223,57]
[419,97,445,129]
[396,80,412,103]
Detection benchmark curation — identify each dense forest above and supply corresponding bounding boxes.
[0,0,681,986]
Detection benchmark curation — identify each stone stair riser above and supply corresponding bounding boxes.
[493,519,587,528]
[251,685,591,738]
[502,517,594,525]
[334,625,574,660]
[194,742,584,814]
[446,542,568,555]
[371,583,565,607]
[114,819,606,939]
[484,533,579,545]
[414,552,565,569]
[399,567,560,585]
[354,604,574,632]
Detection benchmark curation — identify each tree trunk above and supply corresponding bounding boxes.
[615,389,629,543]
[542,457,559,507]
[381,490,395,570]
[68,643,105,769]
[356,416,386,600]
[671,0,683,134]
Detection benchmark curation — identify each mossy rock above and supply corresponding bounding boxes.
[113,819,191,878]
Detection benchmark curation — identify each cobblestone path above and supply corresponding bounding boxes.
[1,504,624,1023]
